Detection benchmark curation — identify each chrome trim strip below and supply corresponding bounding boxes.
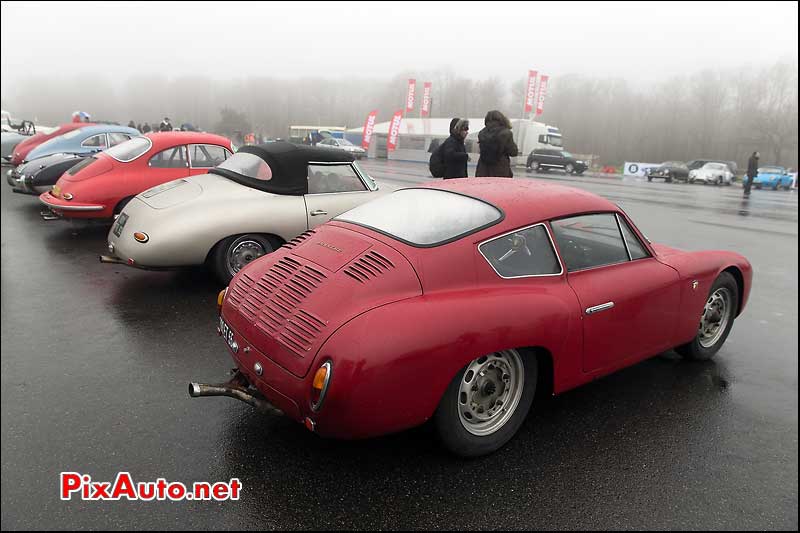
[39,197,104,211]
[478,222,564,279]
[586,302,615,315]
[615,213,633,261]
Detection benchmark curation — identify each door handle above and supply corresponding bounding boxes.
[310,209,328,216]
[585,302,614,315]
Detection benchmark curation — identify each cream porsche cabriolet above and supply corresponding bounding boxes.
[101,142,381,283]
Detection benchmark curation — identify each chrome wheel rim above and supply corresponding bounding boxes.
[227,239,266,276]
[699,287,732,348]
[457,349,524,436]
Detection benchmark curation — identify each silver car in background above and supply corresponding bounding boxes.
[317,137,366,159]
[101,142,381,283]
[688,162,734,186]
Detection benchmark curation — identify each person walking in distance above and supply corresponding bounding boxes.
[159,117,173,132]
[441,119,470,179]
[744,151,759,197]
[475,110,518,178]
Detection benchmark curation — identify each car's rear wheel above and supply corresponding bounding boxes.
[532,161,541,172]
[434,349,537,457]
[565,163,574,174]
[676,272,739,361]
[772,181,779,191]
[212,233,280,285]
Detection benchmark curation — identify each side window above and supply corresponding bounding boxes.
[479,224,561,278]
[550,213,630,271]
[148,146,188,168]
[617,215,649,260]
[189,144,228,168]
[307,164,366,194]
[538,134,547,144]
[81,134,107,148]
[108,132,131,147]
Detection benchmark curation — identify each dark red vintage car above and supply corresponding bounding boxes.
[9,122,94,166]
[190,179,753,456]
[39,131,233,220]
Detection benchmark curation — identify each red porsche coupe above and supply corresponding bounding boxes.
[39,131,233,220]
[190,179,752,457]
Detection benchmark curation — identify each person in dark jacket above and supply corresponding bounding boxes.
[159,117,173,132]
[744,151,759,196]
[475,110,518,178]
[441,119,470,179]
[142,122,152,133]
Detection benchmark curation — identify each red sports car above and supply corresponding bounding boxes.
[190,179,752,457]
[10,122,94,165]
[39,132,233,220]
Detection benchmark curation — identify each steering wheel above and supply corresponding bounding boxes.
[497,233,532,262]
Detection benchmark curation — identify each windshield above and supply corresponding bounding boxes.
[214,152,272,180]
[759,167,784,174]
[336,188,502,247]
[561,151,573,158]
[548,135,563,147]
[338,139,354,146]
[105,136,152,162]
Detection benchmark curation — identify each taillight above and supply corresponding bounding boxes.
[310,361,332,411]
[217,288,227,310]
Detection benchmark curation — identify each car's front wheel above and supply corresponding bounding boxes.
[212,233,280,284]
[676,271,739,361]
[565,163,575,174]
[434,349,537,457]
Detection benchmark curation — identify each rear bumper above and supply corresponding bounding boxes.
[39,191,107,218]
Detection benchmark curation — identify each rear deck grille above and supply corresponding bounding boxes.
[343,250,395,283]
[228,257,328,357]
[282,229,316,250]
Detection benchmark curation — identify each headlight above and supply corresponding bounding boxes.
[310,360,332,411]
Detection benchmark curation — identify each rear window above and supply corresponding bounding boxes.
[215,152,272,180]
[336,188,502,247]
[106,136,152,162]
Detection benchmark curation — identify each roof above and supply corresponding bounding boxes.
[209,141,354,195]
[143,131,232,150]
[423,178,619,229]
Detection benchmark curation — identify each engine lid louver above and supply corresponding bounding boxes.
[227,256,328,357]
[343,250,395,284]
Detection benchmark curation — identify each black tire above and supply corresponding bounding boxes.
[114,196,134,215]
[211,233,280,285]
[532,161,541,172]
[771,181,779,191]
[434,350,537,457]
[675,272,739,361]
[647,176,653,182]
[565,163,574,174]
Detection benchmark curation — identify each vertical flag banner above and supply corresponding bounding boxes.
[524,70,538,114]
[361,110,378,149]
[405,79,416,114]
[535,75,549,116]
[421,82,432,117]
[387,110,403,152]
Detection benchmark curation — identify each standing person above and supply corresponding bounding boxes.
[441,119,470,179]
[744,151,759,197]
[142,122,152,133]
[136,123,142,133]
[475,110,518,178]
[159,117,173,132]
[127,120,136,129]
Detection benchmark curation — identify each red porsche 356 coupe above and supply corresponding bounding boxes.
[190,179,752,456]
[39,131,233,220]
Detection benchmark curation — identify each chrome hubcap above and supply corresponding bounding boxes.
[699,287,731,348]
[227,240,266,275]
[457,349,524,436]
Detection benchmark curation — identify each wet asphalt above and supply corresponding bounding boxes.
[1,162,797,530]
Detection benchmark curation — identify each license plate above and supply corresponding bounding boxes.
[113,213,129,237]
[219,316,238,353]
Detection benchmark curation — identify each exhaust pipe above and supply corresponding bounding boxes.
[188,371,283,416]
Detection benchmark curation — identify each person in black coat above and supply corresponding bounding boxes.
[475,110,518,178]
[744,151,759,196]
[441,119,469,179]
[142,122,152,133]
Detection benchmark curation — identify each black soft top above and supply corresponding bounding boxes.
[209,141,354,195]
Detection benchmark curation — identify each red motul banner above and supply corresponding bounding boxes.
[387,110,403,152]
[421,82,432,117]
[361,110,378,150]
[535,75,549,116]
[405,79,416,113]
[524,70,538,114]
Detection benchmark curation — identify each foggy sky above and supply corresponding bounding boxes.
[1,0,798,97]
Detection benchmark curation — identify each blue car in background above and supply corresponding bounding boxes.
[23,124,140,163]
[752,166,794,190]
